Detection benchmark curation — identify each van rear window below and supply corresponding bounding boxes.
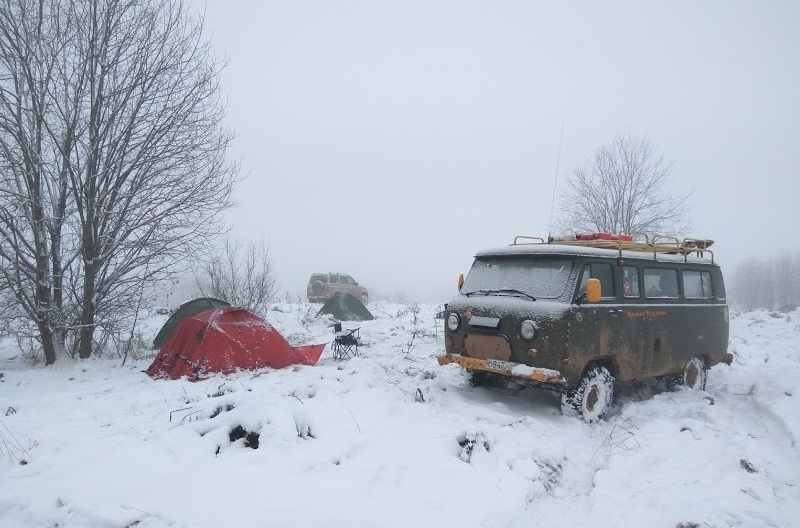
[683,270,713,299]
[644,268,679,298]
[461,258,573,300]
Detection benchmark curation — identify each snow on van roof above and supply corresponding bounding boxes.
[475,242,717,265]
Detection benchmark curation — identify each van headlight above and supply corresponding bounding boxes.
[520,320,537,340]
[447,313,461,332]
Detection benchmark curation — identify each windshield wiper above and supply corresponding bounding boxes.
[464,289,492,297]
[464,288,536,301]
[497,288,536,301]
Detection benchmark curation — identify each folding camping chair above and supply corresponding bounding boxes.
[332,322,360,360]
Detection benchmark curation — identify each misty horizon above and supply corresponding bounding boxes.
[189,1,799,303]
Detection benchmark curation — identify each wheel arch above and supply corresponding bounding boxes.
[581,357,618,380]
[564,357,618,386]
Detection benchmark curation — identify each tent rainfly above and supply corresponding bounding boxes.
[152,297,230,350]
[147,307,325,381]
[316,291,374,321]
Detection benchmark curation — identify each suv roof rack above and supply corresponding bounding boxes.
[512,232,715,263]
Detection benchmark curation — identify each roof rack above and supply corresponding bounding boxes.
[513,233,715,263]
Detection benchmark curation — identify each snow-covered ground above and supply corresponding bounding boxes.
[1,303,798,528]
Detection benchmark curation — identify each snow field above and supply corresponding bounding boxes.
[0,303,798,527]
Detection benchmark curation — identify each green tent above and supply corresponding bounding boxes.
[316,291,374,321]
[152,297,230,349]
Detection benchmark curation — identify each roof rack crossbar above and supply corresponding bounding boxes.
[513,236,545,245]
[512,233,715,264]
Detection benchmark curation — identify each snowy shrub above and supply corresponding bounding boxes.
[229,425,260,449]
[457,430,492,463]
[89,322,150,361]
[0,419,33,465]
[209,404,235,419]
[299,305,321,327]
[194,237,278,316]
[294,411,315,439]
[16,336,44,366]
[535,458,563,492]
[591,424,641,465]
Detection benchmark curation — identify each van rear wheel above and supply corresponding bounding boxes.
[667,356,707,391]
[561,365,614,422]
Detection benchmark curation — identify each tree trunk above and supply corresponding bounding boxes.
[78,270,96,359]
[78,230,97,359]
[38,320,57,365]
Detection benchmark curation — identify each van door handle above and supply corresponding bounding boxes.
[608,309,621,316]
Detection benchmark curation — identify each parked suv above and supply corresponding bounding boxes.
[438,233,730,422]
[307,273,369,304]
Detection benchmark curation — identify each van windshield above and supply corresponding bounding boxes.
[461,258,574,300]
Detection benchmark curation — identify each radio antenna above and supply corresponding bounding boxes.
[547,121,565,239]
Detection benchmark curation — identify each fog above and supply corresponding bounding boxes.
[196,1,800,302]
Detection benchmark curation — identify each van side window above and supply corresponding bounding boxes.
[683,270,713,299]
[578,263,615,298]
[622,266,640,298]
[644,268,679,298]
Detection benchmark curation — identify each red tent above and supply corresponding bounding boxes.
[146,307,325,381]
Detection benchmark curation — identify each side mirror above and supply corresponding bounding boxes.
[585,278,601,303]
[457,273,465,291]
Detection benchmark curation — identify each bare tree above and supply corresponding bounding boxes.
[555,132,692,237]
[194,238,278,316]
[0,0,80,363]
[0,0,239,363]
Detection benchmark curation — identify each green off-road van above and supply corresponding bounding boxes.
[438,234,730,422]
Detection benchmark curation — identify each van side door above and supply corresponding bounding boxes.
[642,266,686,376]
[618,264,651,379]
[570,261,629,377]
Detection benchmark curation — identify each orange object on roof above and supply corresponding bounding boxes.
[575,233,634,241]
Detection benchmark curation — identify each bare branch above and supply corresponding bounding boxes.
[555,131,693,238]
[193,238,278,316]
[0,0,240,362]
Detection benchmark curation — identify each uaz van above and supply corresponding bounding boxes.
[438,233,730,422]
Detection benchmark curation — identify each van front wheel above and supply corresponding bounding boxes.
[561,365,614,422]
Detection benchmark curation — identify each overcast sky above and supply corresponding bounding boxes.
[194,1,799,302]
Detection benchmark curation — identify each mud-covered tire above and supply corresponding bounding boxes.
[668,356,707,391]
[664,373,683,391]
[561,365,614,422]
[684,356,708,390]
[311,280,325,296]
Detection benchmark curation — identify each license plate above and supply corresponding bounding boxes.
[485,359,512,371]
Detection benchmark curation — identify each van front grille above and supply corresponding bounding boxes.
[464,334,511,361]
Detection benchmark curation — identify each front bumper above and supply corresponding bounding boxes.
[437,353,565,385]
